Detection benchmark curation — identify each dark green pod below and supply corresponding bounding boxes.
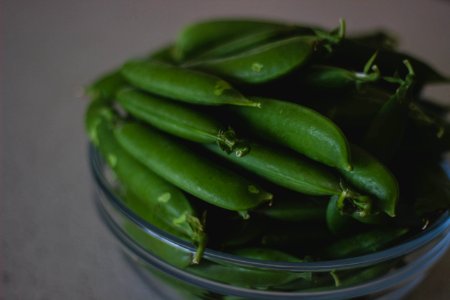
[206,141,344,196]
[115,122,273,212]
[340,145,399,217]
[256,197,327,222]
[186,36,317,84]
[121,60,260,107]
[175,19,288,60]
[232,97,352,171]
[116,88,249,156]
[85,101,206,263]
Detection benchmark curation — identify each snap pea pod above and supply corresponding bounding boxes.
[116,88,249,156]
[231,97,352,171]
[193,26,312,61]
[121,60,260,107]
[206,141,346,196]
[115,122,273,212]
[184,20,345,84]
[123,221,194,269]
[324,227,408,259]
[362,60,415,162]
[302,52,380,89]
[339,144,399,217]
[185,36,320,84]
[188,247,310,289]
[175,19,288,61]
[85,102,206,263]
[261,226,333,250]
[86,70,126,100]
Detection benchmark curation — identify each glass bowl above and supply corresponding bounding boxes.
[89,145,450,300]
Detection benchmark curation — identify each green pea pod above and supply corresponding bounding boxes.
[185,36,318,84]
[188,247,310,289]
[231,97,352,171]
[175,19,289,60]
[261,226,333,251]
[194,27,312,61]
[85,102,206,264]
[115,122,273,212]
[121,60,260,107]
[86,70,126,100]
[339,144,399,217]
[184,20,346,84]
[123,221,194,269]
[116,88,249,156]
[324,227,408,259]
[362,60,415,162]
[206,141,346,196]
[256,197,327,222]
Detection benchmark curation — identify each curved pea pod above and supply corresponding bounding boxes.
[206,141,345,196]
[194,26,312,61]
[339,144,399,217]
[231,97,352,171]
[174,19,288,61]
[256,197,327,222]
[362,61,416,162]
[184,20,346,84]
[188,248,310,289]
[185,36,318,84]
[121,60,260,107]
[116,88,249,156]
[115,122,273,212]
[123,219,195,269]
[323,227,408,259]
[86,70,126,100]
[85,103,206,263]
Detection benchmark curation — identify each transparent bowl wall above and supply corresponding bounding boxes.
[90,145,450,300]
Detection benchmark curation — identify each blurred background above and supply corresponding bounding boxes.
[1,0,449,299]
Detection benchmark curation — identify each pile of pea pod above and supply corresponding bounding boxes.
[86,18,450,289]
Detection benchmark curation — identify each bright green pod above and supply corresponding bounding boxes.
[231,97,352,171]
[339,145,399,217]
[206,141,343,196]
[186,36,317,84]
[175,19,288,60]
[116,88,249,156]
[121,60,260,107]
[85,102,206,263]
[115,122,273,212]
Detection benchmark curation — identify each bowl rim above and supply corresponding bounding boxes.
[89,144,450,272]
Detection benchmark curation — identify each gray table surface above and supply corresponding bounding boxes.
[2,0,450,299]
